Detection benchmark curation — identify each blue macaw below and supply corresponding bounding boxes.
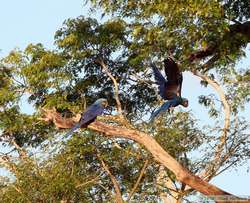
[65,98,108,137]
[150,57,188,121]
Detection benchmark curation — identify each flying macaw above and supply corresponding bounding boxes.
[65,98,108,137]
[149,57,188,121]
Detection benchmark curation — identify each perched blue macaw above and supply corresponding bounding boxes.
[65,98,108,137]
[150,57,188,121]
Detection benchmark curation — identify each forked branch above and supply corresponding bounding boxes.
[39,108,247,203]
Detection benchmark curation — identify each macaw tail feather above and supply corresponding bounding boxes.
[149,107,162,122]
[64,123,81,137]
[149,100,175,122]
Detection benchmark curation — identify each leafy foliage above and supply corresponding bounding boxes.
[0,0,250,202]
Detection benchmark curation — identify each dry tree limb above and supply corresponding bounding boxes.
[76,174,101,188]
[192,70,231,180]
[96,58,123,115]
[40,108,247,203]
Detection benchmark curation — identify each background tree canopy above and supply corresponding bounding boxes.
[0,0,249,202]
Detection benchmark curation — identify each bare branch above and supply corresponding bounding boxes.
[0,156,14,172]
[40,108,241,200]
[192,70,231,180]
[127,159,149,201]
[98,183,114,199]
[96,58,122,114]
[97,154,123,203]
[76,174,101,188]
[156,165,182,203]
[10,139,28,159]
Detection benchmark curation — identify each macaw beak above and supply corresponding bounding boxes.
[181,100,189,107]
[102,101,108,108]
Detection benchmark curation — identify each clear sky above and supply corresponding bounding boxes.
[0,0,88,56]
[0,0,249,198]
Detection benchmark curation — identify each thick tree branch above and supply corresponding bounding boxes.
[156,165,176,203]
[165,175,183,203]
[40,108,249,203]
[189,21,250,62]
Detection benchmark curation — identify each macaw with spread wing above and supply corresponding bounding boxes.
[150,57,188,121]
[65,98,108,137]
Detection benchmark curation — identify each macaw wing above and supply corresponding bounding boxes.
[80,104,104,126]
[164,57,183,96]
[151,62,167,100]
[64,104,104,137]
[177,74,183,97]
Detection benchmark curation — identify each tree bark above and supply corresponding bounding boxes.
[90,121,231,196]
[39,109,250,203]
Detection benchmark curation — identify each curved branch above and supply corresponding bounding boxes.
[40,108,243,201]
[96,58,122,114]
[192,70,231,180]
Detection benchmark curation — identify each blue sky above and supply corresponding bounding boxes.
[0,0,249,197]
[0,0,87,56]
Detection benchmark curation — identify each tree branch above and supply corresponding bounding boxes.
[192,70,231,180]
[76,174,101,188]
[10,139,28,159]
[156,165,176,203]
[40,108,247,202]
[127,159,149,202]
[189,21,250,62]
[97,154,124,203]
[229,21,250,41]
[96,58,123,115]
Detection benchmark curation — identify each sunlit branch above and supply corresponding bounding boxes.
[96,58,122,115]
[41,108,248,202]
[76,174,102,188]
[192,70,231,180]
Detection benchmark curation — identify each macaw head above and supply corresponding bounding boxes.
[94,98,108,108]
[180,98,189,107]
